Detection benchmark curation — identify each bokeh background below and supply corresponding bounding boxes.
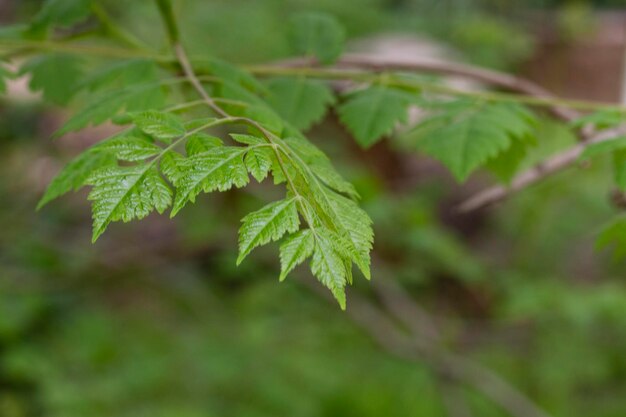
[2,0,626,416]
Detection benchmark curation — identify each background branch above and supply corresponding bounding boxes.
[301,275,554,417]
[269,54,582,121]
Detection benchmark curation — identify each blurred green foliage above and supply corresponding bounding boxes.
[2,0,626,416]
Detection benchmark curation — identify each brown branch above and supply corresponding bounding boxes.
[274,54,580,122]
[301,276,554,417]
[370,276,552,417]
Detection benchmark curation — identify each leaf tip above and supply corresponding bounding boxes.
[36,196,49,211]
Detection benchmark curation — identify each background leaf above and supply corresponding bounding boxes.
[338,86,413,148]
[266,77,335,130]
[410,100,536,181]
[288,12,345,65]
[20,54,82,105]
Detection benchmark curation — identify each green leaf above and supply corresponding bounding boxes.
[195,57,267,94]
[310,229,348,309]
[572,109,626,131]
[30,0,92,33]
[171,147,249,215]
[92,135,162,162]
[579,137,626,160]
[215,80,284,135]
[20,54,82,105]
[38,151,116,209]
[282,134,359,198]
[338,86,413,148]
[237,198,300,264]
[245,147,273,182]
[325,191,373,279]
[266,78,335,130]
[411,101,536,181]
[56,82,166,136]
[87,164,173,242]
[185,133,223,156]
[79,59,160,92]
[130,110,185,143]
[289,12,345,65]
[486,135,536,183]
[279,229,315,281]
[160,151,185,187]
[230,134,265,146]
[596,216,626,260]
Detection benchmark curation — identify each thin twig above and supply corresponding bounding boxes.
[258,54,598,120]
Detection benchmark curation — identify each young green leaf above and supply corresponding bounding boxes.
[486,135,536,183]
[310,229,348,309]
[230,134,266,146]
[288,12,345,65]
[130,110,185,143]
[411,101,536,181]
[279,229,315,281]
[79,59,160,92]
[160,151,185,187]
[56,82,166,136]
[20,54,82,105]
[325,191,373,279]
[281,134,359,199]
[245,147,273,182]
[38,151,116,209]
[29,0,92,33]
[171,147,249,215]
[87,164,173,242]
[338,86,413,148]
[237,198,300,264]
[92,136,163,162]
[216,80,284,134]
[266,78,335,130]
[579,136,626,160]
[572,109,626,131]
[185,133,223,156]
[195,57,267,94]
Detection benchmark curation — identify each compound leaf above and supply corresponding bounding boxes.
[411,100,536,181]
